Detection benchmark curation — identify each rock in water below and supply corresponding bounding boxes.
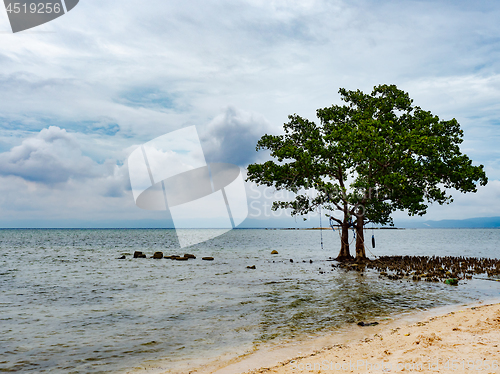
[271,250,278,255]
[152,252,163,259]
[133,251,144,258]
[444,278,459,285]
[184,254,196,259]
[357,321,379,327]
[202,257,214,261]
[247,265,256,269]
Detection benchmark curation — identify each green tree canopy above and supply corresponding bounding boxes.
[247,84,488,260]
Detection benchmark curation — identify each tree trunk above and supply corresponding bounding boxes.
[355,217,366,260]
[336,222,352,261]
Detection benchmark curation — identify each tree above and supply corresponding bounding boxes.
[246,84,488,260]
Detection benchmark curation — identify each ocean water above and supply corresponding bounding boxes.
[1,228,499,373]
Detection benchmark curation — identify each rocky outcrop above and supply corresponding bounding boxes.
[338,255,500,282]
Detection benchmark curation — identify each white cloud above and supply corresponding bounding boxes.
[0,126,103,184]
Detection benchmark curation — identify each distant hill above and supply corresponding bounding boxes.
[397,216,500,228]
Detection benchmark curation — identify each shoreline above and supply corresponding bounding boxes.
[123,298,500,374]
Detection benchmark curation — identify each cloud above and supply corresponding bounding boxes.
[0,126,105,184]
[1,0,500,226]
[200,106,272,166]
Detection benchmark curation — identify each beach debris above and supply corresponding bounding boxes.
[141,340,158,346]
[444,278,459,285]
[152,252,163,259]
[133,251,146,258]
[357,321,379,327]
[414,332,441,347]
[271,250,279,254]
[184,254,196,259]
[202,257,214,261]
[247,265,256,269]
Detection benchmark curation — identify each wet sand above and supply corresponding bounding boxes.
[124,302,500,374]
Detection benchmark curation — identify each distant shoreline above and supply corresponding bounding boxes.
[302,227,404,230]
[1,227,500,230]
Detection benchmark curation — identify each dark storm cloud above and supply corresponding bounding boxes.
[200,106,272,167]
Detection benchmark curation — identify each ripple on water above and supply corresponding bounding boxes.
[0,228,499,373]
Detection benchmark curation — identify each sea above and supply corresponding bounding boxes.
[1,228,499,373]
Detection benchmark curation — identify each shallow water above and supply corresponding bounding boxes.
[0,228,499,373]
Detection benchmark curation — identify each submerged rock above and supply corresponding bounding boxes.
[202,257,214,261]
[357,321,379,327]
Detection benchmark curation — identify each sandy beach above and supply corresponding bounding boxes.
[131,301,500,374]
[223,302,500,374]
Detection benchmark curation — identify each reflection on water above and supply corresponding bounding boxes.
[0,228,499,373]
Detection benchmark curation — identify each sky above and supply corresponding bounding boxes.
[0,0,500,228]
